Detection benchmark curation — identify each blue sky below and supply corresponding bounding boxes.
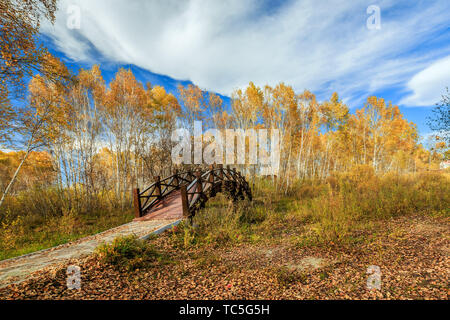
[38,0,450,138]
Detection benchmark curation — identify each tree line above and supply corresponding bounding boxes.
[1,60,446,207]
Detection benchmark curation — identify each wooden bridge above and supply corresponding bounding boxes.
[132,165,252,221]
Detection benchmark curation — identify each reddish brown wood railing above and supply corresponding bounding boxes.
[133,165,252,218]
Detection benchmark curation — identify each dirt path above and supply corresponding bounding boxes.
[0,218,181,288]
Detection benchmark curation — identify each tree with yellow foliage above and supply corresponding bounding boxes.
[0,55,71,208]
[0,150,55,193]
[0,0,58,145]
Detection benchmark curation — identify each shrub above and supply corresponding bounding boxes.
[183,225,196,249]
[95,235,162,271]
[177,194,265,248]
[274,266,308,286]
[0,212,24,253]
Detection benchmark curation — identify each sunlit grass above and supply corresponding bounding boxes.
[181,169,450,249]
[0,188,133,260]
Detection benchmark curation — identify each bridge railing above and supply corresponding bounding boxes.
[133,165,252,218]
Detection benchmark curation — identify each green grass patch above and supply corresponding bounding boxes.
[95,235,166,271]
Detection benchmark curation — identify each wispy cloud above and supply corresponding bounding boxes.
[41,0,450,106]
[400,55,450,107]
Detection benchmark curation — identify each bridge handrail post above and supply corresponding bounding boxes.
[217,164,224,192]
[180,185,190,217]
[195,170,203,193]
[209,165,215,186]
[173,170,179,188]
[232,167,237,182]
[133,188,142,218]
[218,164,223,180]
[154,176,161,199]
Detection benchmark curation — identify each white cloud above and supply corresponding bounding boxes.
[400,55,450,107]
[0,148,15,153]
[41,0,450,104]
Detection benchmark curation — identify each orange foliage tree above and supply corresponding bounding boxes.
[0,0,57,145]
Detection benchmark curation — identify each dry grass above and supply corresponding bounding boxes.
[0,187,133,260]
[182,168,449,249]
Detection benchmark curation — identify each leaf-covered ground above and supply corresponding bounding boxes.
[0,214,448,300]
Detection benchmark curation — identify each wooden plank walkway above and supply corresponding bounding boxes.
[133,190,183,221]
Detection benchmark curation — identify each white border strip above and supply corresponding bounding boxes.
[140,219,183,240]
